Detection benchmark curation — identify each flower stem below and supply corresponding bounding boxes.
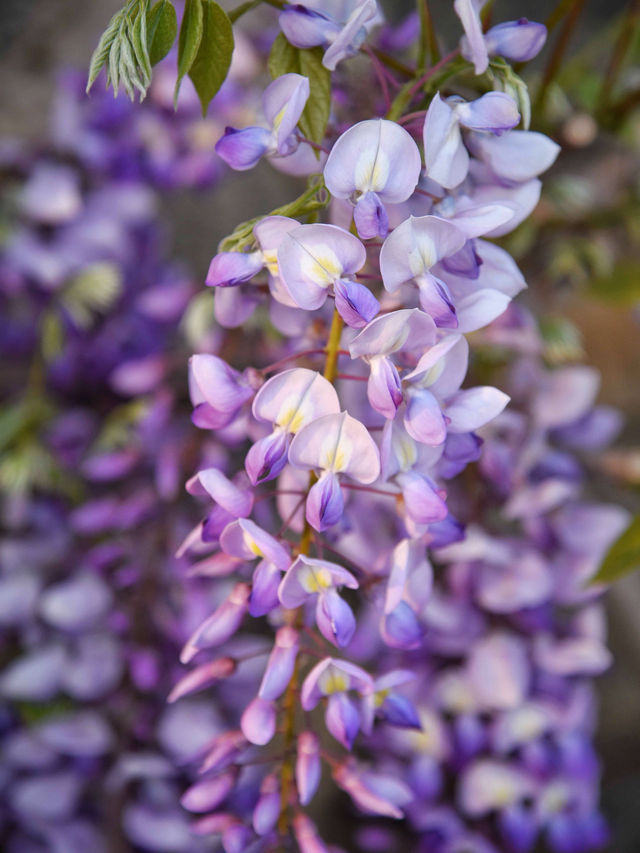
[277,308,344,842]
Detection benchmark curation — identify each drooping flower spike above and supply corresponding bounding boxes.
[324,118,422,238]
[277,222,379,327]
[215,73,310,170]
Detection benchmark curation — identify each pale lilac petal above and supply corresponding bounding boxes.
[449,204,516,238]
[333,760,406,819]
[279,6,337,49]
[241,696,276,745]
[455,0,489,74]
[253,367,340,430]
[249,559,282,617]
[423,93,468,189]
[206,250,263,287]
[252,775,280,836]
[215,126,272,170]
[39,573,113,632]
[301,657,373,709]
[181,770,237,813]
[293,813,330,853]
[458,760,534,817]
[445,387,510,433]
[219,518,290,570]
[381,601,422,649]
[180,584,250,663]
[368,356,403,419]
[189,354,253,427]
[259,626,299,700]
[214,285,260,328]
[262,73,310,152]
[455,289,511,332]
[322,0,379,70]
[296,732,322,806]
[416,272,458,328]
[278,223,366,310]
[167,657,236,703]
[306,471,344,531]
[469,130,561,183]
[380,215,467,292]
[324,118,421,202]
[476,554,553,613]
[533,366,600,429]
[326,692,360,748]
[354,190,389,239]
[405,389,447,446]
[334,277,380,328]
[467,633,530,710]
[186,468,253,517]
[349,308,437,359]
[316,588,356,647]
[467,178,542,237]
[397,471,448,524]
[245,429,290,485]
[454,92,520,132]
[533,635,612,676]
[289,410,380,482]
[279,555,358,608]
[484,19,547,63]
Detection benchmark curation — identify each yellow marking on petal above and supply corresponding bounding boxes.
[262,248,279,277]
[243,532,263,558]
[320,670,349,695]
[396,434,417,472]
[272,105,288,132]
[373,688,390,708]
[301,566,333,594]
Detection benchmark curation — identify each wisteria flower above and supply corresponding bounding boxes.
[289,410,380,530]
[301,657,373,748]
[277,222,379,327]
[246,367,340,484]
[324,118,422,238]
[279,555,359,646]
[215,74,309,170]
[423,92,520,189]
[280,0,383,70]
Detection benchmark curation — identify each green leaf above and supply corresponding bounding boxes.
[591,515,640,585]
[147,0,178,66]
[175,0,204,107]
[188,0,234,116]
[131,0,152,85]
[87,7,126,92]
[268,34,331,145]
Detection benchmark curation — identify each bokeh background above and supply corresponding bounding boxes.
[1,0,639,849]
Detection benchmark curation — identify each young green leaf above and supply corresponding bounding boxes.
[147,0,178,66]
[175,0,204,107]
[591,515,640,585]
[268,34,331,145]
[87,7,126,92]
[188,0,234,116]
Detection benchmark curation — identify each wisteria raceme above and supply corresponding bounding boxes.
[167,3,627,852]
[0,55,258,850]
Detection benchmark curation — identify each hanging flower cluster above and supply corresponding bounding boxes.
[168,3,627,851]
[0,60,251,851]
